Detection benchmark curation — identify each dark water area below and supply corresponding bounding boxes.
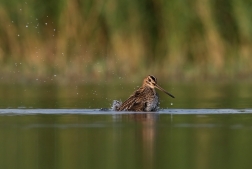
[0,83,251,109]
[1,111,252,169]
[1,83,252,169]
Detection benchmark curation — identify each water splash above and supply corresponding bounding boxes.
[111,100,122,111]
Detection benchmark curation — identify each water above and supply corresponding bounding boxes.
[1,83,251,109]
[1,83,252,169]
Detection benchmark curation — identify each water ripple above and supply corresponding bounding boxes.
[0,108,252,115]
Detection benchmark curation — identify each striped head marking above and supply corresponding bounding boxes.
[144,75,157,88]
[143,75,175,98]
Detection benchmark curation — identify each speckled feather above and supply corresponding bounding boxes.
[117,86,159,111]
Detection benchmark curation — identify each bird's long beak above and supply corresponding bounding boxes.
[155,84,175,98]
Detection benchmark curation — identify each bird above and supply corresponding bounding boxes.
[112,75,175,112]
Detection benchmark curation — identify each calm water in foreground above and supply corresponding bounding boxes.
[0,83,252,169]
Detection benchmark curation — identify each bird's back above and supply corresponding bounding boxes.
[117,86,158,111]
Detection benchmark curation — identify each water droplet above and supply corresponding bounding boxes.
[171,103,173,106]
[26,25,28,28]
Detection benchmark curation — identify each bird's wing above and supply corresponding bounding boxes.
[118,88,146,111]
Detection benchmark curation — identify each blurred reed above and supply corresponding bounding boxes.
[0,0,252,84]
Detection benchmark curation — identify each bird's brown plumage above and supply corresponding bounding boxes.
[115,75,175,112]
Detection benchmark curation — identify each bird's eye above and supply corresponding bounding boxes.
[148,78,151,82]
[150,75,155,81]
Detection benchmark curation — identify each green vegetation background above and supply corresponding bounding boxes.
[1,0,252,84]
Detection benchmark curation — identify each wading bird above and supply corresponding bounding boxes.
[112,75,175,112]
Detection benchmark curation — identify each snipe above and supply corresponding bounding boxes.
[112,75,175,112]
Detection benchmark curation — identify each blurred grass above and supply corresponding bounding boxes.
[0,0,252,84]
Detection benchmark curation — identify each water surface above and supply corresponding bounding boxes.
[0,82,251,109]
[1,83,252,169]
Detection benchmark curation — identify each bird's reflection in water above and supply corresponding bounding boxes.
[126,113,158,121]
[119,113,158,169]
